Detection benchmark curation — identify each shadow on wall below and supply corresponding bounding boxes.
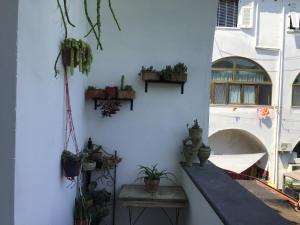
[294,34,300,49]
[259,116,272,128]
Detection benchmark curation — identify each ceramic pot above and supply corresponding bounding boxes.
[183,145,198,167]
[63,159,81,178]
[189,127,203,140]
[198,146,211,167]
[144,177,160,193]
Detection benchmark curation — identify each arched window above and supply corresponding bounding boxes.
[292,74,300,106]
[211,57,272,105]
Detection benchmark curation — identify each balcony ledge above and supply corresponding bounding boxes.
[181,162,293,225]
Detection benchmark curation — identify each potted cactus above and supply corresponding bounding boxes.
[119,75,136,99]
[182,120,203,166]
[139,66,160,81]
[137,164,175,193]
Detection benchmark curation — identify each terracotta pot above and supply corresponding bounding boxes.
[183,145,198,167]
[63,159,81,178]
[144,177,160,193]
[105,86,118,98]
[118,90,136,99]
[85,89,105,99]
[91,151,102,161]
[62,47,71,66]
[142,72,160,81]
[198,146,211,167]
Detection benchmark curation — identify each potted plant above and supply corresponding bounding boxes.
[85,86,105,99]
[90,146,103,161]
[61,150,84,178]
[188,120,203,141]
[198,144,211,167]
[105,86,119,98]
[118,75,136,99]
[139,66,160,81]
[161,62,188,82]
[55,38,93,76]
[137,164,175,193]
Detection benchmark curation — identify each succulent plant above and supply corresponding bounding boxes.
[61,150,85,162]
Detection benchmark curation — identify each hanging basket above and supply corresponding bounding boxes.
[63,159,81,178]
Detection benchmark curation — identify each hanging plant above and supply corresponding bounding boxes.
[61,38,93,76]
[54,0,121,76]
[84,0,121,50]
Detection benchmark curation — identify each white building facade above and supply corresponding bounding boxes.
[209,0,300,188]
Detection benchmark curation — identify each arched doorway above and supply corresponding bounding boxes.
[209,129,268,180]
[293,141,300,158]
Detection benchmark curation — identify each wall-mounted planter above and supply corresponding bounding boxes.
[139,63,188,94]
[141,71,160,81]
[162,72,187,82]
[85,88,105,99]
[86,81,135,117]
[119,89,136,99]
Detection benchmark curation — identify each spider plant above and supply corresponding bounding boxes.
[137,164,176,182]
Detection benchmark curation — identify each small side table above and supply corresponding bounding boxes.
[118,185,188,225]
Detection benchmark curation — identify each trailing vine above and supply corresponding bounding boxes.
[63,0,76,27]
[54,0,121,76]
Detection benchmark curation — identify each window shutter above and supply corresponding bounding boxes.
[239,4,253,28]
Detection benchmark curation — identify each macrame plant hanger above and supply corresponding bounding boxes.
[64,65,80,182]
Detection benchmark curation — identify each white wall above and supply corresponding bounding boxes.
[85,0,218,224]
[14,1,88,225]
[180,167,224,225]
[0,1,18,225]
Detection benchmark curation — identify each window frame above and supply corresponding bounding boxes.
[211,57,272,106]
[216,0,239,28]
[292,74,300,107]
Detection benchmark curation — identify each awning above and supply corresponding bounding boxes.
[284,170,300,181]
[209,153,266,174]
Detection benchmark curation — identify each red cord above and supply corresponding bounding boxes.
[64,67,79,153]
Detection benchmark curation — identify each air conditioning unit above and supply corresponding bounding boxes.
[280,143,293,152]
